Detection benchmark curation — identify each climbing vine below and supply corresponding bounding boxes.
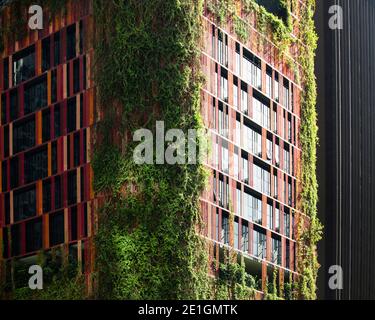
[92,0,211,299]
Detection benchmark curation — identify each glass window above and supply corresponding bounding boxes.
[3,57,9,90]
[49,211,65,246]
[266,70,272,97]
[272,237,282,265]
[1,92,6,125]
[10,89,18,122]
[67,24,76,61]
[13,116,35,154]
[221,214,229,245]
[13,45,35,85]
[54,175,62,210]
[14,185,36,222]
[242,157,248,184]
[241,222,249,252]
[253,229,266,259]
[24,146,48,183]
[267,203,273,230]
[234,152,239,179]
[235,43,241,75]
[68,170,77,206]
[234,220,239,249]
[26,217,42,253]
[42,108,51,143]
[10,157,19,189]
[24,75,47,115]
[53,32,61,67]
[11,224,21,257]
[222,145,229,173]
[67,97,77,133]
[42,37,51,72]
[73,58,80,94]
[236,188,241,215]
[43,179,51,213]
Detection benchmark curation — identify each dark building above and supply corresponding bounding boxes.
[316,0,375,300]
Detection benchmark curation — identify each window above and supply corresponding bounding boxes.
[1,92,6,125]
[49,211,65,246]
[266,139,273,161]
[283,82,290,110]
[253,229,266,259]
[284,210,291,237]
[274,74,279,102]
[253,96,270,129]
[68,170,77,206]
[242,48,261,89]
[43,179,51,213]
[13,116,35,154]
[2,161,7,192]
[242,157,248,184]
[273,106,277,133]
[272,237,282,265]
[67,97,77,133]
[234,220,239,249]
[275,207,280,232]
[53,32,61,66]
[222,145,229,173]
[54,103,61,138]
[236,187,242,217]
[42,108,51,143]
[71,206,78,241]
[241,222,249,252]
[220,68,228,102]
[235,42,241,75]
[3,57,9,90]
[221,214,229,245]
[14,185,36,222]
[74,132,80,167]
[24,75,47,115]
[10,157,19,189]
[26,218,42,253]
[251,194,262,224]
[24,146,48,183]
[266,68,272,97]
[67,24,76,61]
[284,149,290,174]
[267,203,273,230]
[234,152,239,180]
[275,143,280,167]
[253,163,270,195]
[55,175,62,210]
[233,79,238,108]
[42,37,51,72]
[4,126,9,158]
[243,124,261,157]
[11,224,21,257]
[217,30,228,66]
[10,89,18,122]
[274,173,278,198]
[73,58,80,94]
[51,69,57,103]
[241,84,248,114]
[13,45,35,85]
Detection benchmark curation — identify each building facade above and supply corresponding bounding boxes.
[0,0,96,294]
[0,0,318,299]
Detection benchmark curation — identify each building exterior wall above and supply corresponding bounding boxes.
[0,0,96,293]
[200,0,306,295]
